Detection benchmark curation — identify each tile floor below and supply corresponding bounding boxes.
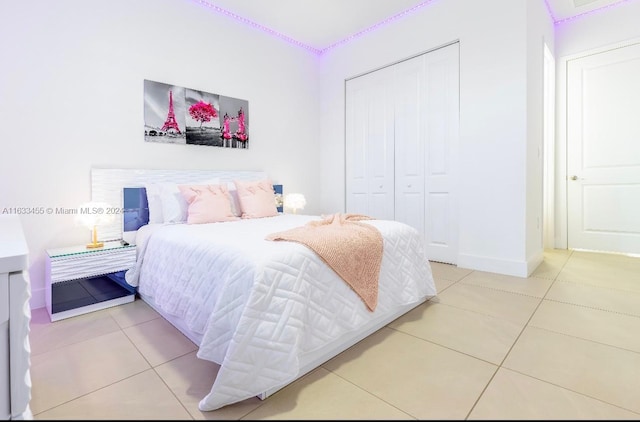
[28,249,640,420]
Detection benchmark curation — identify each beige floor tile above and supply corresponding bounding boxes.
[530,260,563,280]
[123,317,198,367]
[154,351,262,420]
[389,301,523,364]
[546,281,640,317]
[571,250,639,264]
[434,277,457,293]
[459,271,553,298]
[29,307,121,356]
[429,261,473,282]
[436,283,542,324]
[503,327,640,414]
[469,368,640,420]
[530,300,640,353]
[530,249,573,280]
[34,369,191,420]
[323,327,496,419]
[242,367,413,420]
[557,255,640,293]
[30,330,150,415]
[108,297,161,329]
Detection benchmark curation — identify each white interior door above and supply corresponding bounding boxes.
[567,42,640,254]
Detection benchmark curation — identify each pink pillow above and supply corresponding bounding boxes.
[233,179,278,219]
[178,184,239,224]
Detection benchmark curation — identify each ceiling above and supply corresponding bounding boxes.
[194,0,633,53]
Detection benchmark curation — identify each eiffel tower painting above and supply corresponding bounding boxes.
[144,80,186,144]
[161,90,181,134]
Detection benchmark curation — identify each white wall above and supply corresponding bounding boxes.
[525,0,556,273]
[0,0,321,309]
[318,0,539,276]
[554,0,640,249]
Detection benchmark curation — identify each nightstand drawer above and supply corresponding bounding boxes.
[49,248,136,283]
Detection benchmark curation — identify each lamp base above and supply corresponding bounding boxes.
[86,225,104,249]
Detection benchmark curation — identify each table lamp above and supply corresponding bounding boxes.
[284,193,306,214]
[76,201,115,248]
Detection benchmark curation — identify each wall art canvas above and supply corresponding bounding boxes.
[143,80,187,144]
[185,88,221,146]
[144,79,249,149]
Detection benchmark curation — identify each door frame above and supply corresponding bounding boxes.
[543,42,555,250]
[555,36,640,250]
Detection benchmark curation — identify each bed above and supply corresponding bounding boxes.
[91,168,437,411]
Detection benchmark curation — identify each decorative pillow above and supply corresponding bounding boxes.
[178,184,239,224]
[233,179,278,219]
[143,183,164,224]
[156,179,220,224]
[226,182,242,217]
[159,183,190,223]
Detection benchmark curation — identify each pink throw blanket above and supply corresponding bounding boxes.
[266,213,383,311]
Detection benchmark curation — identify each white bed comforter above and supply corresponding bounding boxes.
[125,214,436,411]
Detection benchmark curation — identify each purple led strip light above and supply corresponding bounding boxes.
[193,0,636,54]
[546,0,636,25]
[190,0,438,55]
[319,0,439,54]
[190,0,322,54]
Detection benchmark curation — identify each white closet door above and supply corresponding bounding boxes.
[423,43,459,264]
[394,55,426,234]
[346,65,395,220]
[346,43,459,264]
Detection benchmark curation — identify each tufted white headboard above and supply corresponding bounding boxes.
[91,168,268,241]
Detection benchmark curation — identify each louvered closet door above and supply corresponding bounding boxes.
[346,43,459,264]
[345,64,395,220]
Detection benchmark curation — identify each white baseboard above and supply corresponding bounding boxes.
[527,251,544,277]
[29,287,46,310]
[457,251,543,278]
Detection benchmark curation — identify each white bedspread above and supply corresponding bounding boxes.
[126,214,436,411]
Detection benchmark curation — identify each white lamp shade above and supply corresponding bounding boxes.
[75,201,115,228]
[284,193,306,211]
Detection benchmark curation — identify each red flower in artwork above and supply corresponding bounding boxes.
[189,101,218,128]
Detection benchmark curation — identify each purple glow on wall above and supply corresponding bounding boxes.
[546,0,636,25]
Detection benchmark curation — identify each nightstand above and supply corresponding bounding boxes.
[45,241,137,322]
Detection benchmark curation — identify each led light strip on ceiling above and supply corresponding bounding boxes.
[191,0,636,55]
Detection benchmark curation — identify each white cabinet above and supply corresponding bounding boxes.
[346,42,460,264]
[0,215,32,420]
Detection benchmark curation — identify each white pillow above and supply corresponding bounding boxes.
[144,183,164,224]
[226,182,242,217]
[160,184,189,223]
